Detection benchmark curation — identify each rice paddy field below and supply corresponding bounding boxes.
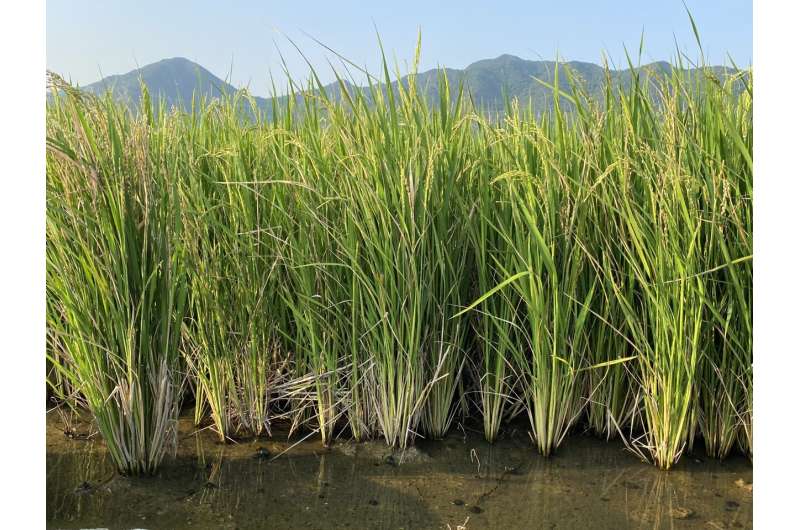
[45,50,752,529]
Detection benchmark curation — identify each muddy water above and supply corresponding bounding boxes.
[47,411,752,530]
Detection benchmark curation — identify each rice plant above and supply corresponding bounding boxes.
[459,85,601,456]
[584,282,640,439]
[465,147,520,443]
[278,180,346,445]
[45,39,751,470]
[46,79,188,474]
[180,96,287,442]
[695,71,753,460]
[594,63,751,469]
[309,48,476,447]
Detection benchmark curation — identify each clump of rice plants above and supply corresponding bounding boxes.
[598,95,708,469]
[331,97,449,447]
[45,40,752,470]
[694,70,753,460]
[592,62,752,469]
[465,147,520,443]
[46,79,187,474]
[584,284,640,439]
[306,49,476,448]
[459,86,600,456]
[180,95,287,442]
[278,169,347,445]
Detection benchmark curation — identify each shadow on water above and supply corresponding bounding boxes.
[455,436,753,529]
[46,412,752,530]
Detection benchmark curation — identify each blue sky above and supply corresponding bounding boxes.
[47,1,752,96]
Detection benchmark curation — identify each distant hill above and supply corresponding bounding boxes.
[80,57,242,109]
[65,55,744,117]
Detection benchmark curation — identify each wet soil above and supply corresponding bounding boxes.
[46,411,752,529]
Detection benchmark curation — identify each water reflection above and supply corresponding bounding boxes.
[46,413,752,529]
[46,440,114,523]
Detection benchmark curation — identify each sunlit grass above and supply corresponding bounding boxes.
[46,81,188,474]
[46,41,751,471]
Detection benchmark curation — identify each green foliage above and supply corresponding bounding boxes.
[46,82,188,474]
[46,47,752,472]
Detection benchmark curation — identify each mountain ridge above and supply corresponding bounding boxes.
[64,55,742,116]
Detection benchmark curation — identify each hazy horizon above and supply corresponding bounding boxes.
[47,0,752,98]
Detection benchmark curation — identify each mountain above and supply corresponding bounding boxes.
[80,57,247,109]
[407,56,739,114]
[65,55,743,117]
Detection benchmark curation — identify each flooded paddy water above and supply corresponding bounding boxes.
[47,411,752,530]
